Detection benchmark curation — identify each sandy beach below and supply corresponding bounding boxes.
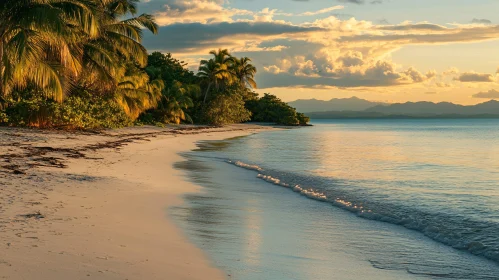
[0,124,274,280]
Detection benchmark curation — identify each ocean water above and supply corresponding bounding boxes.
[172,119,499,280]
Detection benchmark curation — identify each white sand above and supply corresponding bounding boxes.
[0,124,275,280]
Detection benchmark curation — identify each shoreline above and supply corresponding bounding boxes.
[0,124,276,280]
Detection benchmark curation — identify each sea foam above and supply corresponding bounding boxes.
[227,159,499,263]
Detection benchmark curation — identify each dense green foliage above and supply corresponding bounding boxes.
[146,52,197,86]
[139,81,198,125]
[1,90,131,129]
[140,51,309,126]
[204,93,252,126]
[0,1,309,129]
[246,94,310,125]
[0,0,162,128]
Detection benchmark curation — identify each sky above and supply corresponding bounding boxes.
[138,0,499,104]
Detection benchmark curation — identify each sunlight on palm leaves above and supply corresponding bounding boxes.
[197,55,233,103]
[0,0,99,101]
[230,57,257,89]
[197,49,257,103]
[0,1,270,127]
[158,81,196,124]
[0,0,160,119]
[115,65,164,120]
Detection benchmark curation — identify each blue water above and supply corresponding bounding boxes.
[172,119,499,279]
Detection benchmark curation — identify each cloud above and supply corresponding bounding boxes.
[337,0,384,4]
[454,72,495,83]
[336,51,364,67]
[254,17,499,88]
[148,1,346,25]
[263,65,282,74]
[471,18,492,24]
[472,89,499,98]
[149,0,253,25]
[377,23,447,31]
[143,22,322,54]
[298,5,344,16]
[261,58,433,88]
[252,18,499,89]
[139,1,499,91]
[338,0,365,4]
[426,70,437,79]
[436,82,452,88]
[443,67,460,76]
[338,24,499,45]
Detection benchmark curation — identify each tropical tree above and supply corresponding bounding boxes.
[230,57,257,89]
[66,0,162,120]
[246,93,309,126]
[210,48,236,88]
[197,48,239,103]
[0,0,98,102]
[139,81,198,124]
[204,93,251,126]
[210,49,232,65]
[146,52,197,85]
[115,64,164,120]
[0,0,160,121]
[197,59,231,103]
[79,0,158,94]
[158,81,196,124]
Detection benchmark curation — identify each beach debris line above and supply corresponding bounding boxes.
[2,164,26,174]
[18,211,45,220]
[0,126,267,176]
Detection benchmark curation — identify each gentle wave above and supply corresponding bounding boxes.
[227,159,499,264]
[257,174,328,201]
[227,160,264,172]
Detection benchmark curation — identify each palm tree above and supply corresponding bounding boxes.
[230,57,257,89]
[0,0,98,101]
[115,64,164,120]
[0,0,165,125]
[157,81,196,124]
[79,0,158,93]
[210,48,235,88]
[210,49,232,65]
[71,0,162,120]
[197,59,231,103]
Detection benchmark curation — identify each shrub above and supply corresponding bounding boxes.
[246,93,309,126]
[0,110,9,124]
[2,91,132,129]
[204,93,251,126]
[296,113,310,125]
[5,96,59,127]
[60,94,132,129]
[138,81,196,125]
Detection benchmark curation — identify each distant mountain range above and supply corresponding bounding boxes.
[288,97,499,119]
[288,97,386,113]
[364,100,499,115]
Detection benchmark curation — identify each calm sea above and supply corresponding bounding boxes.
[172,119,499,280]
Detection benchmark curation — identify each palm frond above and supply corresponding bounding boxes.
[122,14,158,34]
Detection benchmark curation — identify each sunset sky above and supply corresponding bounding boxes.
[139,0,499,104]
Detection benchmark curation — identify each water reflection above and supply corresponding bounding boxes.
[243,198,262,267]
[172,120,499,280]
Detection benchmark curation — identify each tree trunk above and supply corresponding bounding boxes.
[203,82,212,104]
[0,38,4,98]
